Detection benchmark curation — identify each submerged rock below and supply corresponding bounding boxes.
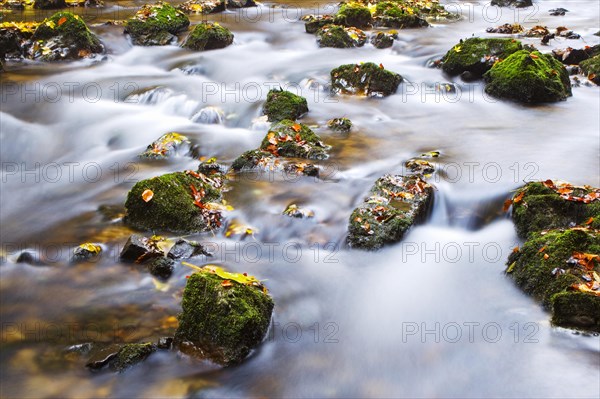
[33,0,67,9]
[331,62,402,97]
[124,170,225,233]
[71,243,102,263]
[230,149,320,177]
[371,31,395,49]
[28,12,103,60]
[139,132,191,159]
[510,181,600,239]
[484,50,572,103]
[317,25,366,48]
[125,2,190,46]
[579,55,600,85]
[327,117,352,132]
[441,37,523,78]
[259,120,330,160]
[348,174,434,250]
[283,204,314,218]
[263,89,308,122]
[174,266,274,366]
[490,0,532,7]
[147,257,174,280]
[85,342,157,372]
[182,22,233,51]
[167,239,211,259]
[119,234,164,262]
[506,227,600,332]
[303,15,336,34]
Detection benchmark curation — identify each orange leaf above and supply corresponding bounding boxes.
[513,191,525,204]
[542,179,555,189]
[58,17,67,26]
[291,124,301,133]
[379,63,384,69]
[530,53,539,59]
[512,246,520,253]
[557,187,573,195]
[503,199,513,212]
[538,246,547,253]
[584,217,594,225]
[543,253,549,260]
[221,279,233,288]
[142,189,154,202]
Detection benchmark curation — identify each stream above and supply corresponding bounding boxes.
[1,0,599,397]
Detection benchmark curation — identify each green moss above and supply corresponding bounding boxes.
[327,117,353,132]
[110,343,157,372]
[511,182,600,238]
[29,12,102,60]
[231,150,272,171]
[551,292,600,332]
[124,171,223,233]
[331,62,403,97]
[182,22,233,51]
[317,24,366,48]
[174,271,274,366]
[441,37,523,78]
[579,54,600,85]
[335,3,373,29]
[304,15,335,34]
[125,2,190,46]
[484,50,572,103]
[263,89,309,122]
[373,1,428,28]
[259,120,330,160]
[348,174,434,250]
[178,0,226,14]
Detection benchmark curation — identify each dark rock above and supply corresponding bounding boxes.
[71,243,102,263]
[552,45,600,66]
[263,89,308,122]
[178,0,226,14]
[157,337,173,349]
[182,22,233,51]
[85,344,121,370]
[486,23,524,34]
[303,15,335,34]
[147,257,174,280]
[119,234,163,263]
[109,343,157,372]
[174,267,274,366]
[484,50,572,103]
[167,239,211,260]
[331,62,403,97]
[0,22,39,59]
[580,54,600,85]
[33,0,67,9]
[335,3,372,29]
[490,0,532,7]
[371,31,394,49]
[259,120,330,160]
[231,149,320,177]
[549,8,569,16]
[327,117,352,132]
[139,132,191,159]
[347,174,434,250]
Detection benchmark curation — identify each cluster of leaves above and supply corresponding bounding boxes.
[0,21,40,34]
[568,252,600,296]
[540,180,600,204]
[486,23,524,34]
[141,132,190,158]
[178,0,225,14]
[183,262,267,293]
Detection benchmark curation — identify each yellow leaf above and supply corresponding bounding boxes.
[78,243,101,254]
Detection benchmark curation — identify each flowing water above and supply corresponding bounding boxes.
[1,0,599,397]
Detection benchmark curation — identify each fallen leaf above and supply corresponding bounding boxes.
[503,199,513,212]
[58,17,67,26]
[543,253,549,260]
[513,191,525,204]
[291,124,301,133]
[584,217,594,225]
[142,189,154,202]
[221,279,233,288]
[538,246,547,253]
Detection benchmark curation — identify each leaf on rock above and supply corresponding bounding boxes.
[142,189,154,202]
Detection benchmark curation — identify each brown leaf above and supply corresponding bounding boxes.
[503,199,513,212]
[543,253,549,260]
[142,189,154,202]
[538,246,547,253]
[513,191,525,204]
[221,280,233,288]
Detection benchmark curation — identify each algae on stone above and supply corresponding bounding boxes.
[125,2,190,46]
[182,22,233,51]
[579,54,600,85]
[259,120,330,160]
[263,89,309,122]
[331,62,402,97]
[317,24,366,48]
[484,50,571,103]
[174,267,274,366]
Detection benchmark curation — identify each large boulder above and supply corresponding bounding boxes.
[263,89,309,122]
[124,169,225,233]
[348,174,434,250]
[125,2,190,46]
[174,266,274,366]
[509,181,600,239]
[182,22,233,51]
[484,50,572,103]
[506,227,600,332]
[441,37,523,78]
[579,54,600,85]
[331,62,402,97]
[317,25,366,48]
[28,12,103,60]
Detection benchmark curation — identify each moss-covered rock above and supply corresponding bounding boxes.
[263,89,309,122]
[484,50,571,103]
[327,117,352,132]
[441,37,523,78]
[230,150,320,177]
[182,22,233,51]
[371,31,394,48]
[178,0,226,14]
[124,170,224,233]
[331,62,402,97]
[109,343,157,372]
[348,174,434,250]
[303,14,336,34]
[259,120,330,160]
[552,45,600,66]
[147,257,174,280]
[372,1,428,28]
[33,0,67,9]
[335,3,373,29]
[174,267,274,366]
[28,12,103,60]
[511,181,600,239]
[125,2,190,46]
[579,54,600,85]
[139,132,191,159]
[317,24,366,48]
[506,228,600,332]
[491,0,532,7]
